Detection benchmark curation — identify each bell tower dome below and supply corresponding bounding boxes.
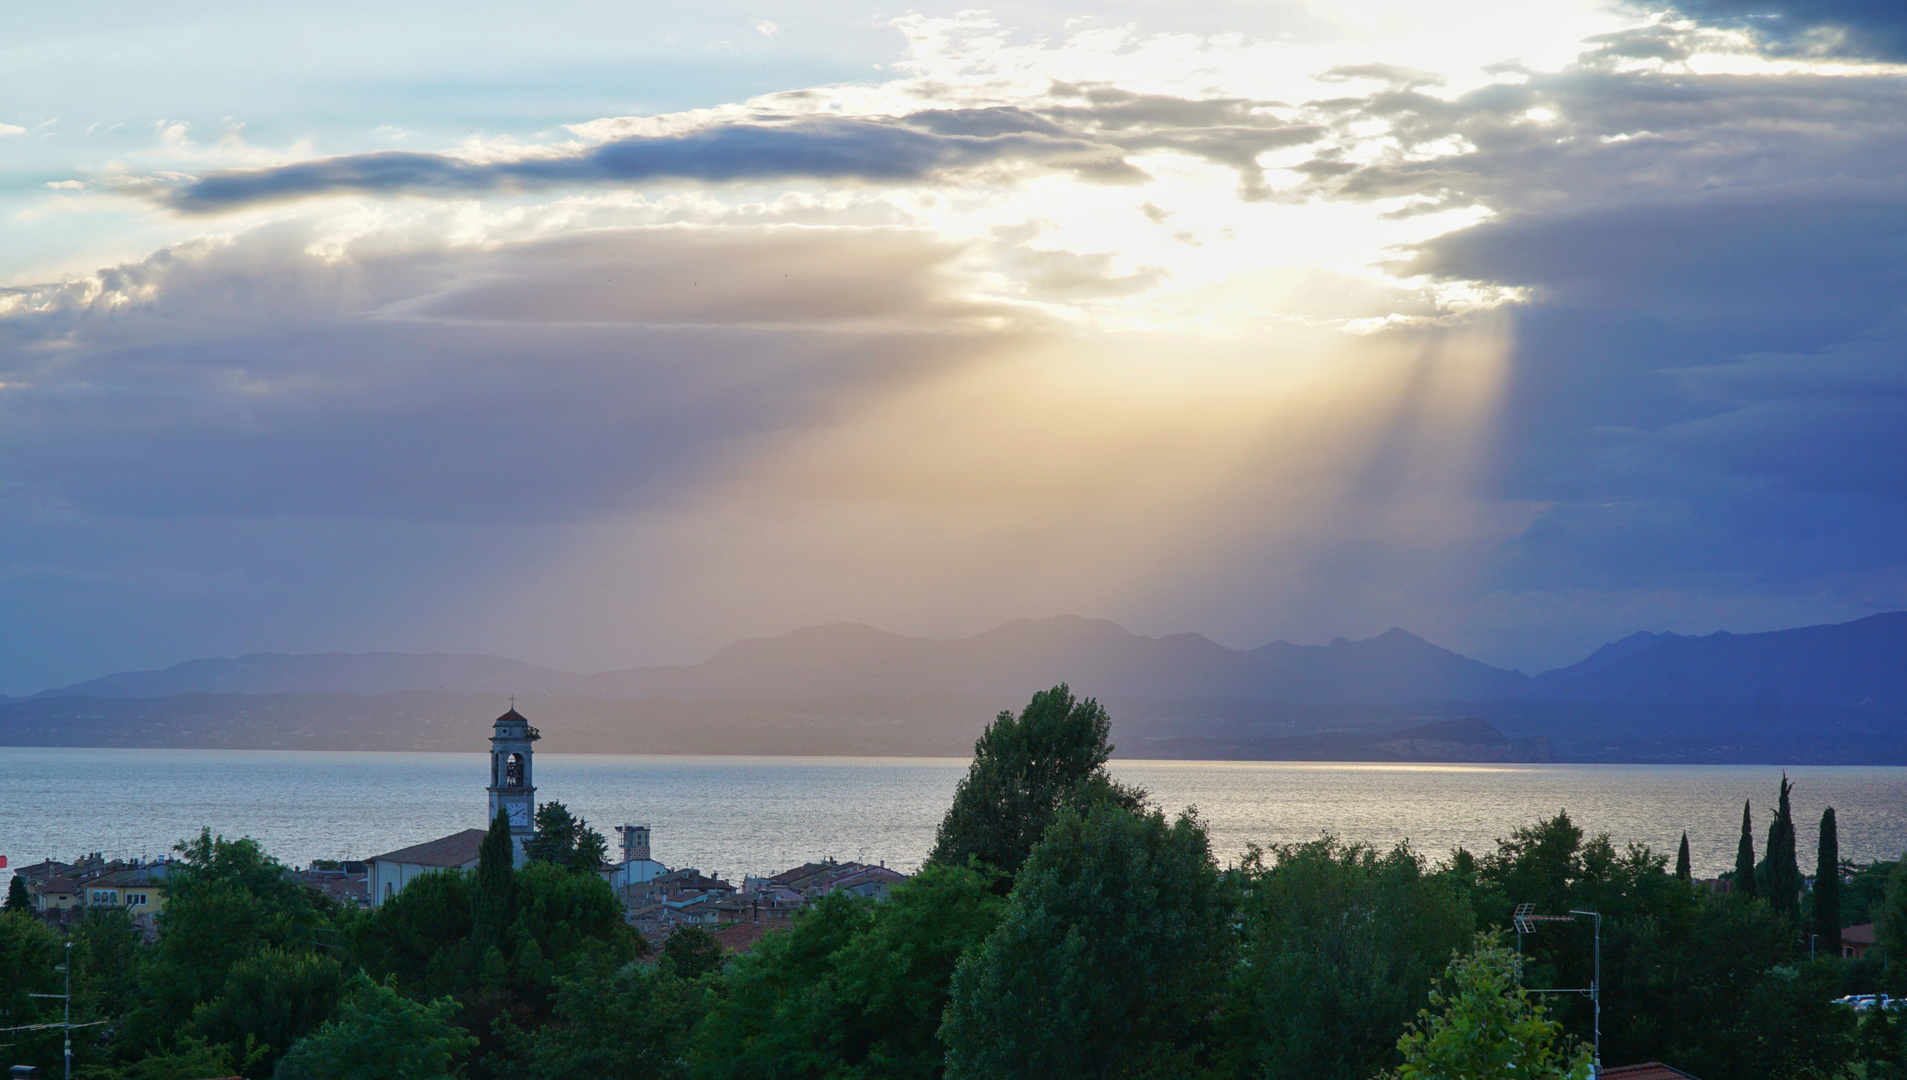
[487,702,539,859]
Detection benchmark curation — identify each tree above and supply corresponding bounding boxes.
[523,802,609,873]
[1676,832,1692,882]
[661,925,727,980]
[927,685,1143,878]
[0,910,65,1068]
[1879,860,1907,971]
[274,973,476,1080]
[5,873,30,912]
[1734,800,1759,898]
[1762,774,1801,923]
[185,947,344,1077]
[941,803,1231,1080]
[1814,808,1841,956]
[1218,838,1475,1080]
[691,863,1006,1080]
[518,953,704,1080]
[474,808,515,961]
[126,830,334,1054]
[1384,936,1592,1080]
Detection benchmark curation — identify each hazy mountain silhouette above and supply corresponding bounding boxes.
[30,610,1907,708]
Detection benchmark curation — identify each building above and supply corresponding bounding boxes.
[1843,923,1878,960]
[82,867,168,918]
[1601,1064,1703,1079]
[602,824,668,891]
[368,705,539,907]
[31,875,82,914]
[487,706,539,860]
[367,829,489,906]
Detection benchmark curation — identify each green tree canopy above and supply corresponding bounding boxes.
[1762,774,1801,924]
[927,684,1143,877]
[1813,808,1841,954]
[1676,831,1692,882]
[275,973,476,1080]
[691,862,1006,1080]
[1386,936,1591,1080]
[4,873,30,911]
[941,803,1231,1080]
[1219,838,1475,1080]
[523,801,609,873]
[1734,800,1759,899]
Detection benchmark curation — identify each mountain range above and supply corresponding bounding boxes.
[27,611,1907,709]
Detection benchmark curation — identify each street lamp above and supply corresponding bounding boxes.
[1511,903,1601,1076]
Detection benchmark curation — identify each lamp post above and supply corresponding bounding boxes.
[1511,903,1601,1076]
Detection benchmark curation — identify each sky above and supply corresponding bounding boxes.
[3,0,1906,692]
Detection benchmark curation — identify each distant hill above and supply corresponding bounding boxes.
[1531,611,1907,708]
[35,616,1533,705]
[27,610,1907,717]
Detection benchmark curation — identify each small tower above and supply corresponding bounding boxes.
[487,704,539,859]
[616,824,651,862]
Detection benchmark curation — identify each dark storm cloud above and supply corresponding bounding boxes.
[156,95,1326,212]
[0,224,1014,524]
[1668,0,1907,60]
[163,115,1143,212]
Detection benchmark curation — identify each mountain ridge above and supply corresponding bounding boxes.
[27,610,1907,709]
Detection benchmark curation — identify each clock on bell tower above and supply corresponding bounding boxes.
[488,702,539,861]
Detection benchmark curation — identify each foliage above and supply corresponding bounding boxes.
[1843,859,1899,929]
[523,801,610,873]
[1734,799,1759,898]
[475,809,515,960]
[4,873,30,911]
[184,946,344,1077]
[1383,935,1592,1080]
[941,803,1231,1080]
[927,684,1144,878]
[662,924,727,980]
[517,953,705,1080]
[1676,831,1692,882]
[1760,773,1801,925]
[85,1034,262,1080]
[275,972,476,1080]
[691,863,1006,1080]
[119,830,335,1063]
[1881,860,1907,971]
[1218,838,1475,1080]
[0,910,66,1068]
[1813,808,1841,956]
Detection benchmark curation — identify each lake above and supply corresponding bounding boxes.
[7,748,1905,881]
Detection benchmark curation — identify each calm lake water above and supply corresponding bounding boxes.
[7,749,1905,882]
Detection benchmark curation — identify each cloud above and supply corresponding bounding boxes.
[0,220,1021,524]
[0,123,23,136]
[158,115,1147,213]
[1668,0,1907,60]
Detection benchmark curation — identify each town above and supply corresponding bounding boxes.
[7,706,907,952]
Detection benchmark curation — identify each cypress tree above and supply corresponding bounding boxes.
[1814,807,1842,956]
[4,873,30,911]
[474,808,516,960]
[1676,831,1692,882]
[1765,774,1801,922]
[1734,800,1758,898]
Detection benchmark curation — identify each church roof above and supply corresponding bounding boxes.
[368,828,490,868]
[495,707,528,724]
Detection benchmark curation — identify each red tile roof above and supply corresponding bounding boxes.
[1844,923,1877,946]
[1601,1063,1702,1080]
[368,828,489,868]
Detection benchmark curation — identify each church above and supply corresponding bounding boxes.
[366,705,666,907]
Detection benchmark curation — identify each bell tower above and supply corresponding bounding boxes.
[488,702,539,859]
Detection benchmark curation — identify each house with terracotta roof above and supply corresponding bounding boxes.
[367,829,488,907]
[32,875,83,914]
[1600,1063,1702,1079]
[1843,922,1878,959]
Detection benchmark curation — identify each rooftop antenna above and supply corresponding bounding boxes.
[1512,903,1601,1074]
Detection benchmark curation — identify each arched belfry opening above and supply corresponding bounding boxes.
[487,704,540,860]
